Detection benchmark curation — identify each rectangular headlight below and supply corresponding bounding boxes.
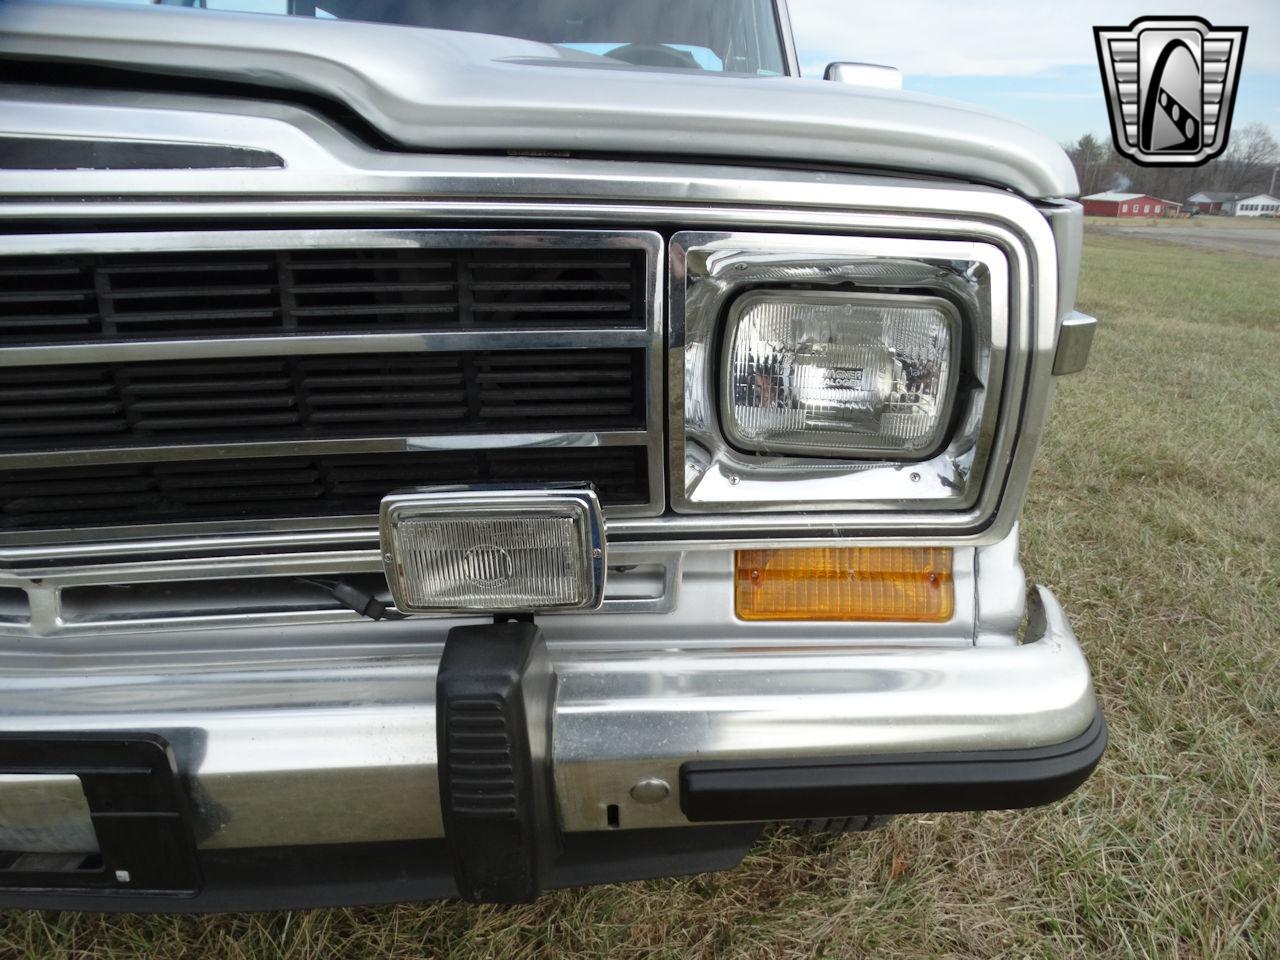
[380,485,605,614]
[723,291,959,457]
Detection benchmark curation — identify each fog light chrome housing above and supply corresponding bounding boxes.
[379,485,606,614]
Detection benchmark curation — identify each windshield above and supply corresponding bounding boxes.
[134,0,788,76]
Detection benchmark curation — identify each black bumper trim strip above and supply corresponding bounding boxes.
[679,710,1107,822]
[0,826,761,913]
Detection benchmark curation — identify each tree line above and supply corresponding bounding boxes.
[1064,123,1278,204]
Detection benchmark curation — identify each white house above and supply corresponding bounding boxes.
[1233,194,1280,217]
[1185,191,1250,215]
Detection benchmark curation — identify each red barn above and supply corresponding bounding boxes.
[1081,192,1180,217]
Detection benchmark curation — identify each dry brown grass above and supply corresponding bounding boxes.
[1,229,1277,959]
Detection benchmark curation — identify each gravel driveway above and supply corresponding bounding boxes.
[1089,222,1280,258]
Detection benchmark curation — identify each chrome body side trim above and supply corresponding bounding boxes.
[0,583,1094,846]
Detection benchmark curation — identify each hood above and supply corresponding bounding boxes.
[0,0,1079,199]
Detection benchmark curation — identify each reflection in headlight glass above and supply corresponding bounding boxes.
[725,294,955,457]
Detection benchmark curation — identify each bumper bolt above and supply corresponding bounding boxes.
[629,778,671,804]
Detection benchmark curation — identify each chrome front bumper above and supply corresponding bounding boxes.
[0,585,1097,855]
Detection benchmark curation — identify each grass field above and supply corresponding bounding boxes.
[2,228,1278,959]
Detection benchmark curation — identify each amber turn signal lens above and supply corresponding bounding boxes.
[735,547,954,622]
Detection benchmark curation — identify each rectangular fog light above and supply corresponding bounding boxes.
[380,485,606,614]
[723,290,959,458]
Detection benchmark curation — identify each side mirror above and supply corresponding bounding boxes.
[823,62,903,90]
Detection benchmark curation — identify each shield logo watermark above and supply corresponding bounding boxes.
[1094,16,1247,167]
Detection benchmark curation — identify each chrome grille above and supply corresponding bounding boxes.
[0,229,663,546]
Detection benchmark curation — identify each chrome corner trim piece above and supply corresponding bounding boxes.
[1052,311,1098,376]
[670,231,1012,516]
[0,584,1094,845]
[1038,199,1084,324]
[379,484,607,614]
[973,522,1027,647]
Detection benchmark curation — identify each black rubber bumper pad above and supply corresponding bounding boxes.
[680,711,1106,823]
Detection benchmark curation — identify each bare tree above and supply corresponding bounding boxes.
[1065,134,1113,196]
[1065,125,1278,209]
[1215,123,1278,193]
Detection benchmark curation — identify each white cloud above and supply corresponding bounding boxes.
[789,0,1280,77]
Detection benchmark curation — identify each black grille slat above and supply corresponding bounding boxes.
[469,281,631,291]
[106,285,277,300]
[0,247,643,340]
[0,255,96,337]
[469,301,631,313]
[110,307,280,324]
[288,303,457,318]
[0,314,98,330]
[0,367,125,438]
[0,448,649,529]
[0,350,642,450]
[97,261,270,276]
[0,291,91,304]
[475,351,643,422]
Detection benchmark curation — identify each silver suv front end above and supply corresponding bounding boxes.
[0,69,1100,907]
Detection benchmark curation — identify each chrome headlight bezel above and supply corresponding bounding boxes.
[670,231,1011,515]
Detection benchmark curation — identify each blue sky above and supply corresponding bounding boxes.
[788,0,1280,147]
